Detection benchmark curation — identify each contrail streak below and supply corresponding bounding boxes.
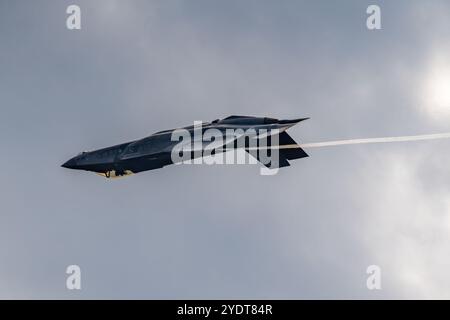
[299,132,450,148]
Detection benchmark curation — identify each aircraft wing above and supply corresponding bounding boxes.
[245,131,308,169]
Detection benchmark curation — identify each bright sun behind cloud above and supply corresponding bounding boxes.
[421,54,450,120]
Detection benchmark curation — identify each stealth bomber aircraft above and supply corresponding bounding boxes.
[61,115,309,178]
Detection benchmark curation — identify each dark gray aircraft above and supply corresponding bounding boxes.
[62,115,309,178]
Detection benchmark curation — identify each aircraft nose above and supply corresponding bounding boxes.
[61,158,77,169]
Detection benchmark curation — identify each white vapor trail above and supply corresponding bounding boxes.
[299,132,450,148]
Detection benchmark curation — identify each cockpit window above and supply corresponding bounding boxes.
[264,117,278,124]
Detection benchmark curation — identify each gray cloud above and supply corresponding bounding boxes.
[1,0,450,299]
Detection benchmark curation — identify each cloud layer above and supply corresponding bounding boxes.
[1,0,450,298]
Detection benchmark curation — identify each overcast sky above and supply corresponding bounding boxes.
[1,0,450,299]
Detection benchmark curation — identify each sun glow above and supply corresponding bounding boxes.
[422,54,450,119]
